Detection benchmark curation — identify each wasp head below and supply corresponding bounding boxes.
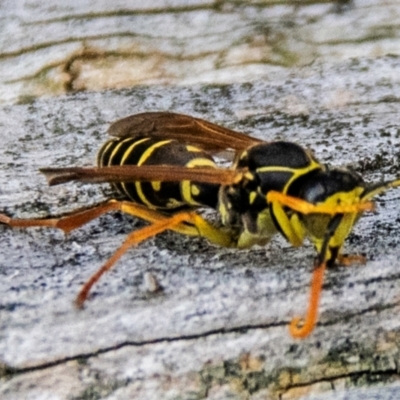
[293,168,366,266]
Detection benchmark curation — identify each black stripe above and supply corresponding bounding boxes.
[96,138,220,209]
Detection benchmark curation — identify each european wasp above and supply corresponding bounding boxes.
[1,112,399,338]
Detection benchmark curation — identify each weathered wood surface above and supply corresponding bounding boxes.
[1,56,400,399]
[1,0,400,104]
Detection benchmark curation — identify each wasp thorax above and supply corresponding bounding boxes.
[237,142,323,198]
[236,141,316,171]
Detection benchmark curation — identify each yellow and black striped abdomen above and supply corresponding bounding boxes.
[97,137,220,210]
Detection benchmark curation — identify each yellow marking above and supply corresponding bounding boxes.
[166,198,184,208]
[309,210,359,264]
[138,140,172,165]
[257,159,322,194]
[249,191,257,204]
[187,158,216,168]
[109,137,143,165]
[218,202,228,225]
[191,184,200,196]
[236,206,276,248]
[190,213,236,248]
[135,140,172,208]
[256,166,297,174]
[118,138,152,199]
[256,160,320,178]
[186,145,202,152]
[245,172,254,180]
[181,183,193,206]
[288,213,306,245]
[97,140,115,166]
[323,187,365,207]
[152,181,161,191]
[181,158,217,206]
[269,199,304,247]
[237,229,270,249]
[239,151,248,160]
[120,138,151,165]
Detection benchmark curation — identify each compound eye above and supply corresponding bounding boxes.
[301,181,326,204]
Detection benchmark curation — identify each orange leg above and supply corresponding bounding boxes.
[0,202,200,307]
[289,261,326,339]
[1,201,233,306]
[75,211,197,308]
[0,200,198,236]
[289,254,365,339]
[337,254,366,266]
[0,201,122,233]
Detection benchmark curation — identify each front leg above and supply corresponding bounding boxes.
[337,254,366,266]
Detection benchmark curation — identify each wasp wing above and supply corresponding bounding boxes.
[107,112,263,155]
[40,165,241,187]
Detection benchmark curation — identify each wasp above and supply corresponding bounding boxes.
[1,112,399,338]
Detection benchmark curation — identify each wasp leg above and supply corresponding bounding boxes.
[75,210,197,307]
[1,200,235,306]
[267,191,375,215]
[75,209,235,307]
[288,214,344,339]
[289,261,326,339]
[0,200,199,235]
[0,200,234,246]
[289,251,363,339]
[118,202,236,247]
[0,201,125,233]
[0,200,198,234]
[266,197,305,247]
[337,254,366,266]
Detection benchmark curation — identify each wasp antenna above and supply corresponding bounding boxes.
[40,167,82,186]
[41,167,114,185]
[362,178,400,200]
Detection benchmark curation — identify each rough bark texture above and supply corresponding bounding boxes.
[1,0,399,104]
[1,56,400,399]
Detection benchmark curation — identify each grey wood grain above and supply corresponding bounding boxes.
[1,1,399,104]
[1,56,400,399]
